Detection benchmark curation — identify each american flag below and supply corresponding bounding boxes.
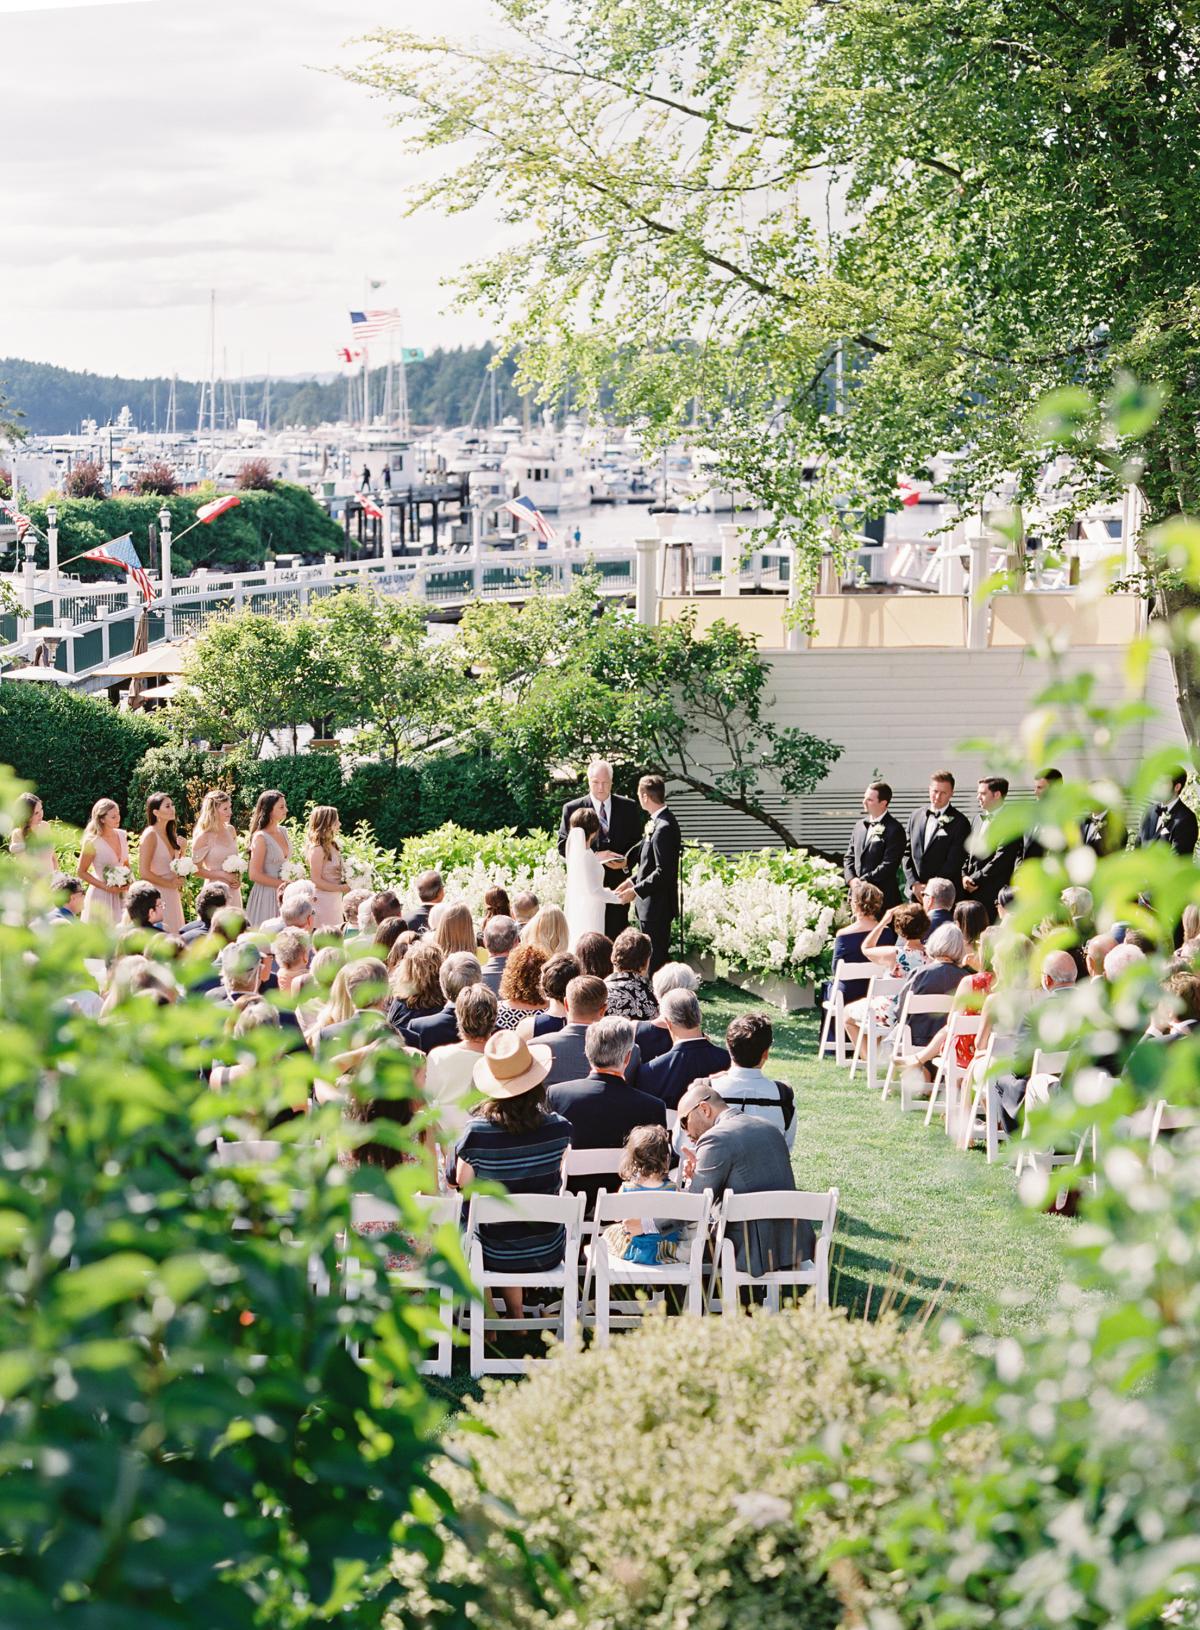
[503,495,558,545]
[83,533,154,604]
[349,309,402,341]
[0,497,32,542]
[897,477,921,508]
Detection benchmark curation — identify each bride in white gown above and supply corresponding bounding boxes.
[564,807,624,946]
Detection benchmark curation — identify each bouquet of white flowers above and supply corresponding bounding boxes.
[279,859,307,883]
[222,855,248,876]
[103,864,132,889]
[170,857,196,878]
[345,870,376,892]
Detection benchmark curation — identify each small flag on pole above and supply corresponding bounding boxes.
[336,347,364,365]
[503,495,558,545]
[195,495,241,524]
[897,478,921,508]
[349,309,403,341]
[359,493,384,521]
[82,533,154,603]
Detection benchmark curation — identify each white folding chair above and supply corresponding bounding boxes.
[710,1188,838,1311]
[1147,1100,1200,1175]
[582,1188,712,1345]
[818,961,875,1065]
[1013,1049,1090,1181]
[957,1038,1011,1161]
[346,1193,458,1377]
[881,992,957,1105]
[560,1147,626,1199]
[925,1013,984,1129]
[848,974,905,1087]
[465,1192,585,1377]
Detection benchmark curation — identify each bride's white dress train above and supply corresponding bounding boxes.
[564,828,623,946]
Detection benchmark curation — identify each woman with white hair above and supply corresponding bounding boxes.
[889,923,972,1068]
[636,961,702,1064]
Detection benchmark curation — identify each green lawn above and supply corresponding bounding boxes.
[426,981,1073,1408]
[701,981,1073,1336]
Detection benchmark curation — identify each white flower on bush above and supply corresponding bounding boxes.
[279,859,307,883]
[103,864,132,889]
[170,857,196,878]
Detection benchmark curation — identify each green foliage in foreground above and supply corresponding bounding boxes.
[0,796,474,1628]
[398,1308,987,1628]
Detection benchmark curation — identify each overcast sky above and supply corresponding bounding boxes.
[0,0,507,379]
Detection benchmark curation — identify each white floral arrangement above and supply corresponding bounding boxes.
[222,855,248,876]
[279,859,307,883]
[103,864,132,889]
[345,868,376,892]
[170,857,196,878]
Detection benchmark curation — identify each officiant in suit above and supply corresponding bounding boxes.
[1135,769,1199,859]
[903,769,972,906]
[844,780,905,908]
[558,759,643,939]
[617,774,681,972]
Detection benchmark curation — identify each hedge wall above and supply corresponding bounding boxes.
[0,685,167,827]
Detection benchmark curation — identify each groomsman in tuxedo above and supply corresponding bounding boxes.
[962,776,1023,917]
[1020,767,1062,862]
[1081,808,1127,857]
[558,758,642,938]
[903,770,972,906]
[844,781,905,908]
[1135,768,1199,858]
[617,774,681,972]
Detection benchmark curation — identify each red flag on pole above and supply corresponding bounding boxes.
[196,495,241,524]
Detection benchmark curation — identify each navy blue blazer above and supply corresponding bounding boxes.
[639,1036,731,1109]
[407,1003,459,1054]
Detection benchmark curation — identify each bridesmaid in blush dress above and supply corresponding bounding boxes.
[78,797,130,925]
[138,792,187,935]
[245,788,291,929]
[10,793,55,883]
[191,788,244,905]
[305,804,349,932]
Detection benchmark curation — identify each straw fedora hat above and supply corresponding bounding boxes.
[472,1031,552,1099]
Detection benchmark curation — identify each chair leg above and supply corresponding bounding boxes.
[469,1293,484,1379]
[595,1249,610,1348]
[849,1024,865,1081]
[985,1083,1000,1163]
[561,1263,579,1354]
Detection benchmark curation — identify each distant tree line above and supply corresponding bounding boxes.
[0,345,531,436]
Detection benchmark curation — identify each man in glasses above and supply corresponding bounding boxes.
[677,1080,812,1276]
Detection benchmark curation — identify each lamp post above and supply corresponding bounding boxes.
[159,508,174,640]
[46,504,60,626]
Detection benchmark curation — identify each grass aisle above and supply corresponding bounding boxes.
[700,981,1074,1336]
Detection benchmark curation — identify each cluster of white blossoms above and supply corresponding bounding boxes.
[683,873,840,982]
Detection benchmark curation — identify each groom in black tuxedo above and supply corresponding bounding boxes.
[557,758,643,940]
[844,780,905,908]
[903,769,973,906]
[617,773,681,972]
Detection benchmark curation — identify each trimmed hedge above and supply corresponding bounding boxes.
[0,684,167,827]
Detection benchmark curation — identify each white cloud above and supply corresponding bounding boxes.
[0,0,507,377]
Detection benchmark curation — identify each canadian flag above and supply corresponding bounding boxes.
[897,478,921,508]
[336,347,364,364]
[196,495,241,524]
[359,493,384,520]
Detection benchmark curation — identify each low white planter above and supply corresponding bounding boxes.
[686,955,814,1012]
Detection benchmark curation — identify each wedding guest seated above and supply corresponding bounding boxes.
[525,905,570,960]
[314,957,393,1057]
[923,877,956,933]
[897,924,972,1040]
[371,889,404,930]
[829,880,884,1004]
[1085,932,1117,980]
[547,1015,665,1203]
[897,926,998,1078]
[479,885,512,945]
[432,902,477,959]
[481,915,520,993]
[357,897,379,935]
[512,890,539,935]
[124,881,164,933]
[1104,942,1146,981]
[425,983,498,1147]
[605,929,658,1021]
[516,952,580,1038]
[261,880,317,938]
[540,974,643,1086]
[342,889,370,935]
[710,1011,796,1149]
[210,997,283,1093]
[406,870,444,937]
[272,927,311,1000]
[408,950,483,1053]
[995,886,1016,921]
[636,962,701,1065]
[1149,969,1200,1045]
[299,944,345,1038]
[843,904,931,1051]
[952,899,990,970]
[677,1081,809,1276]
[994,948,1079,1130]
[386,940,444,1043]
[1178,904,1200,964]
[496,943,549,1030]
[343,1065,423,1271]
[574,931,614,979]
[182,881,230,944]
[638,989,730,1109]
[453,1032,571,1319]
[210,940,262,1007]
[373,916,408,958]
[42,872,85,926]
[99,956,177,1018]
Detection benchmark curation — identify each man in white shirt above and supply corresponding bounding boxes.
[710,1011,796,1151]
[425,983,498,1149]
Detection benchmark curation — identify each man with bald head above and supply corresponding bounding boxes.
[557,758,642,939]
[996,948,1080,1130]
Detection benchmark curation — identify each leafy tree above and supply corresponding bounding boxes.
[458,580,840,845]
[0,468,12,500]
[132,459,179,496]
[175,611,339,755]
[350,0,1200,713]
[0,380,24,445]
[237,457,276,491]
[308,589,467,767]
[62,458,106,499]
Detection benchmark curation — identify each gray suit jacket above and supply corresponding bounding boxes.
[539,1022,642,1088]
[688,1113,810,1277]
[481,954,508,995]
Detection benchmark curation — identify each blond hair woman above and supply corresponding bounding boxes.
[191,789,243,903]
[433,900,477,957]
[305,805,348,932]
[78,798,129,925]
[524,904,570,959]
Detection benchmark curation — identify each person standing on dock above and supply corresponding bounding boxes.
[361,465,372,492]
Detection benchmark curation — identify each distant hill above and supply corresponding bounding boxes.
[0,345,526,436]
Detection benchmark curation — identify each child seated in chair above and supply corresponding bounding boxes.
[602,1124,687,1265]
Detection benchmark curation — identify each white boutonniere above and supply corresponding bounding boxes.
[936,813,952,832]
[867,822,885,841]
[643,820,655,837]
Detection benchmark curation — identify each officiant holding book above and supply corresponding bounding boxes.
[557,759,643,940]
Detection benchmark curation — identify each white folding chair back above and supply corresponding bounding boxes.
[851,974,904,1088]
[710,1188,838,1311]
[346,1193,458,1377]
[925,1012,984,1129]
[214,1139,283,1165]
[464,1191,585,1377]
[881,992,957,1103]
[560,1147,626,1190]
[582,1187,712,1345]
[819,960,875,1066]
[956,1038,1009,1161]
